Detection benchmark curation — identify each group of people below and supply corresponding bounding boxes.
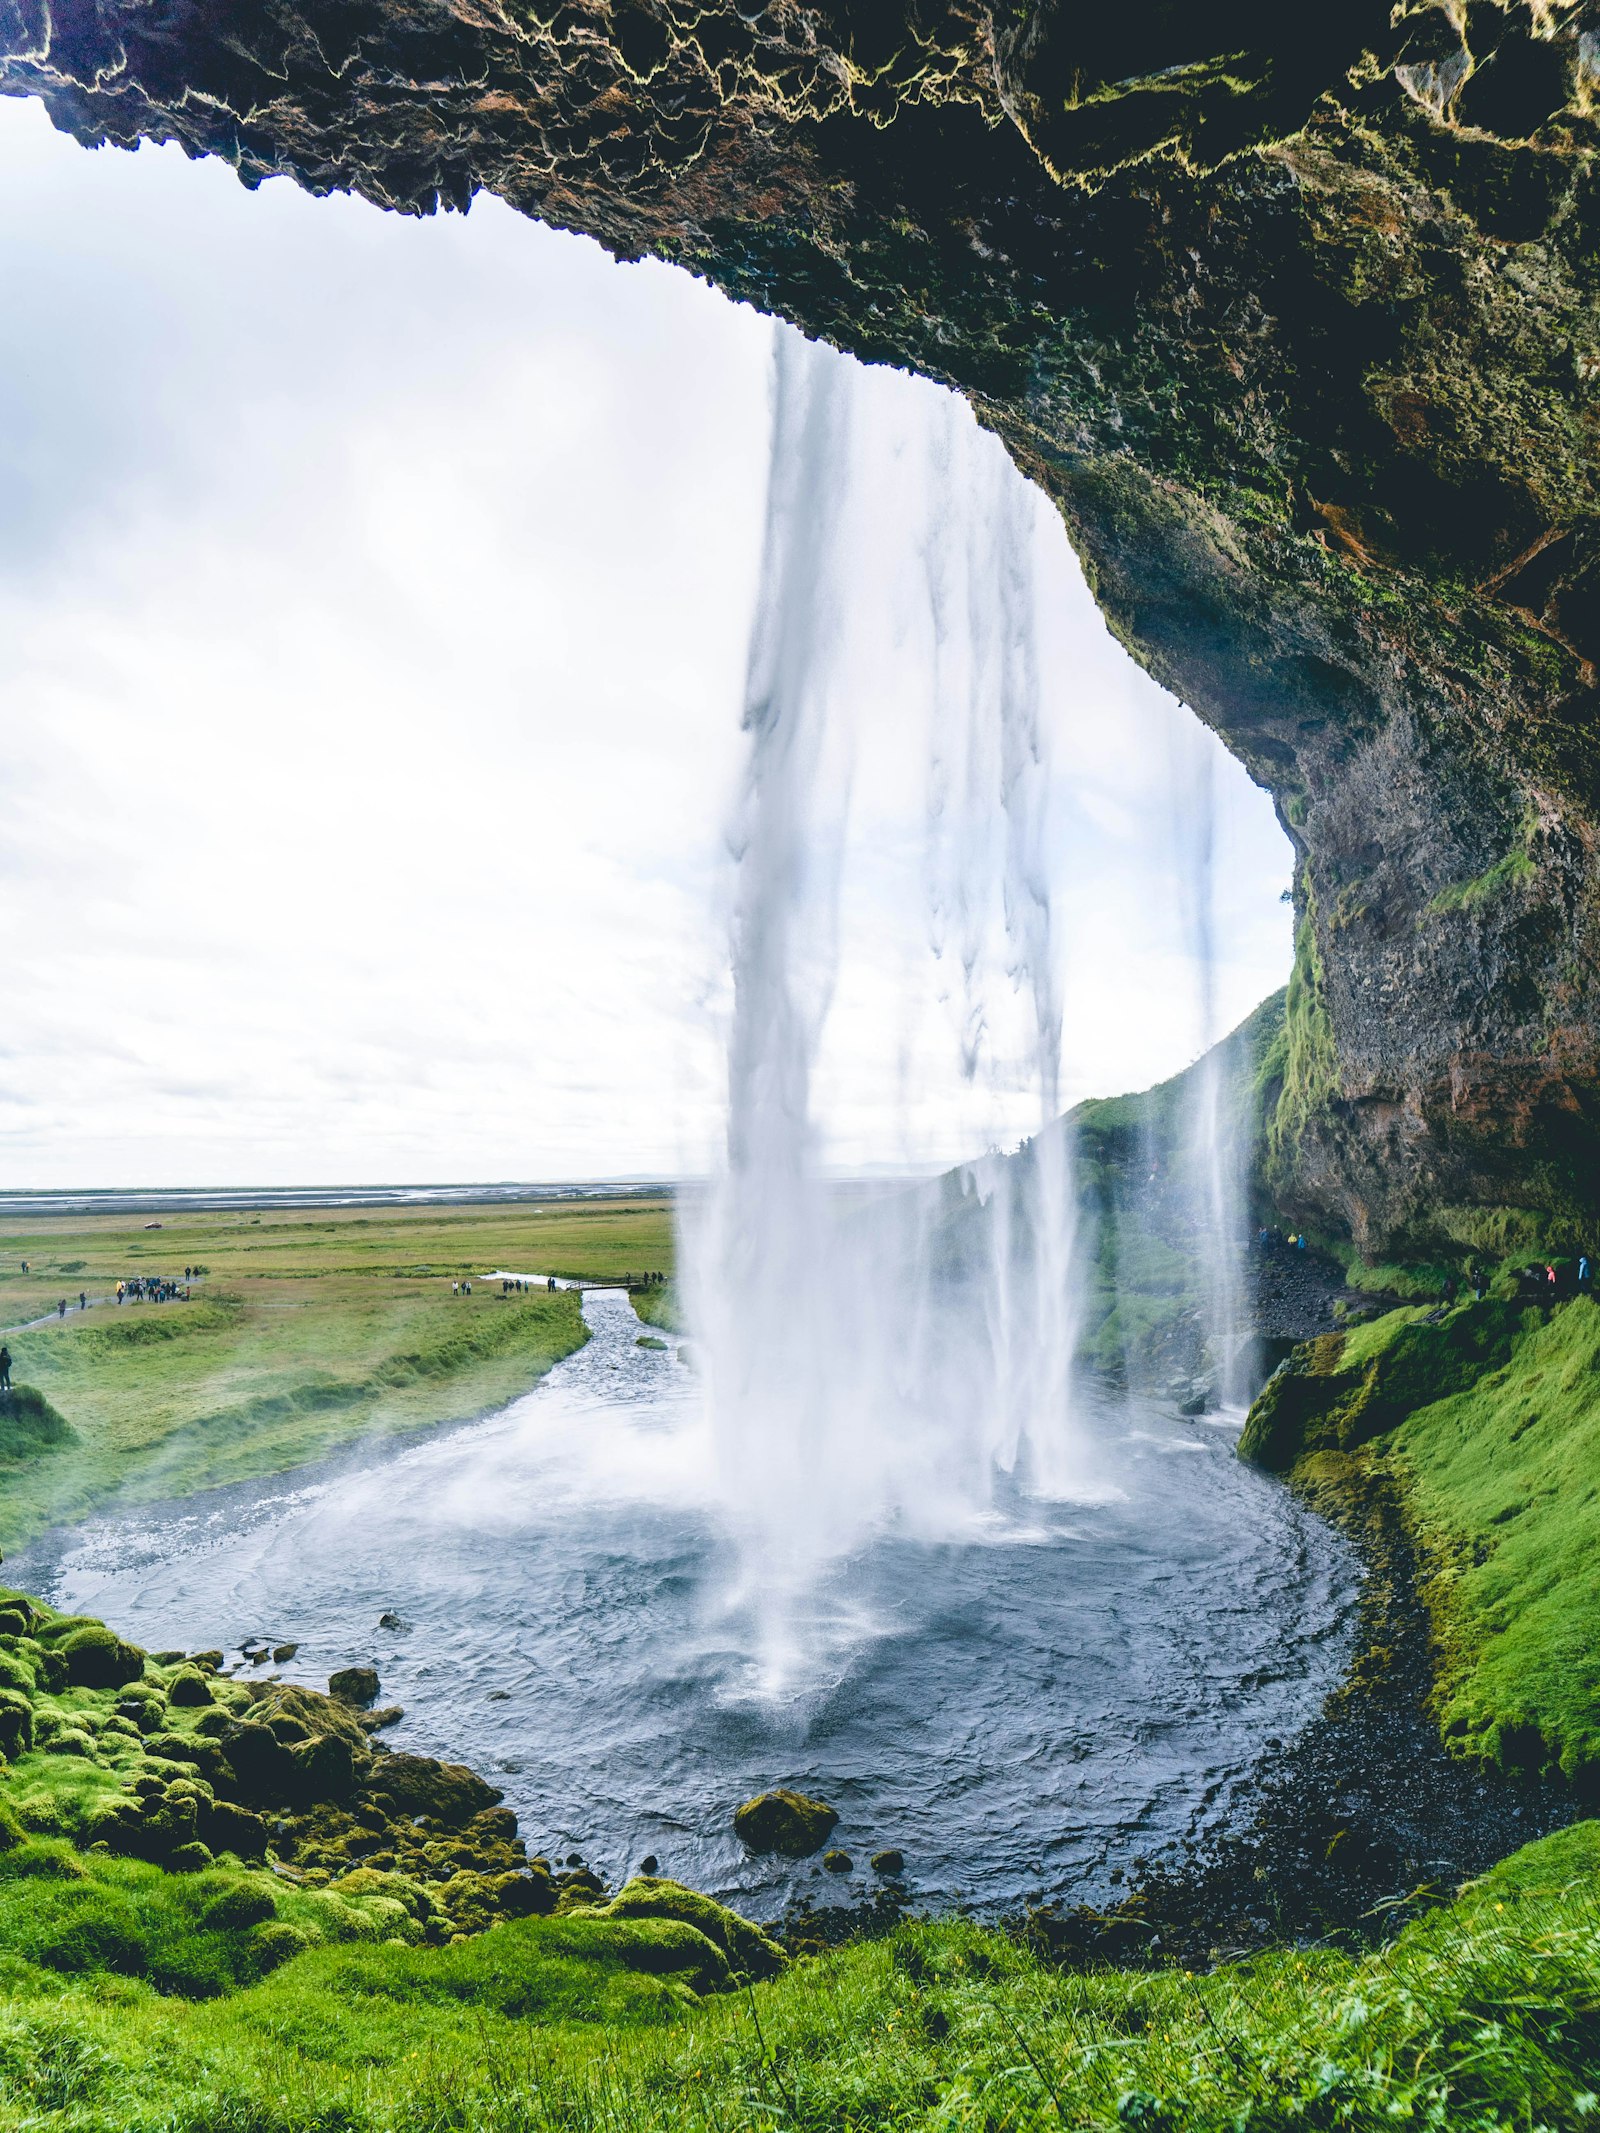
[116,1275,191,1305]
[1255,1228,1309,1254]
[1512,1255,1593,1303]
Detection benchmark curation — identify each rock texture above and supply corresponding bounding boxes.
[4,4,1598,1253]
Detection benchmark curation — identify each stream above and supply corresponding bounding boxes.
[26,1287,1360,1918]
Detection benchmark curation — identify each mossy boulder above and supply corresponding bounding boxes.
[733,1788,838,1858]
[822,1849,853,1874]
[375,1754,501,1829]
[58,1624,145,1690]
[328,1665,380,1708]
[602,1876,785,1982]
[205,1800,269,1859]
[288,1732,359,1803]
[166,1667,214,1707]
[0,1691,34,1761]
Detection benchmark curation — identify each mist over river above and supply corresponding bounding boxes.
[26,1287,1359,1918]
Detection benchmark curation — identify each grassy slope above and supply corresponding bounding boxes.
[1395,1299,1600,1779]
[0,1201,674,1550]
[628,1282,683,1334]
[1245,1294,1600,1782]
[0,1819,1595,2130]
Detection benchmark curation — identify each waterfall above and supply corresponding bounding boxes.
[683,328,1090,1691]
[1167,717,1254,1410]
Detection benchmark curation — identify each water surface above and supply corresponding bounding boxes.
[33,1290,1358,1917]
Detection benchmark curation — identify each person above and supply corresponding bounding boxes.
[0,1346,10,1393]
[57,1298,66,1320]
[548,1276,556,1292]
[1472,1262,1487,1301]
[1547,1262,1558,1291]
[78,1291,86,1312]
[116,1282,124,1305]
[1579,1253,1592,1296]
[451,1281,459,1295]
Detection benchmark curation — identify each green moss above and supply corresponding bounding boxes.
[1263,897,1339,1193]
[1427,845,1536,916]
[1245,1294,1600,1784]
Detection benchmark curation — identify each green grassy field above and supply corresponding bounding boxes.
[0,1810,1592,2131]
[0,1200,675,1551]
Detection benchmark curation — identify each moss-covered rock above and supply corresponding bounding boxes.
[328,1665,380,1708]
[602,1877,786,1982]
[733,1788,839,1858]
[56,1625,145,1691]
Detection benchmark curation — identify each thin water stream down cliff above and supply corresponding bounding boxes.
[24,1286,1358,1919]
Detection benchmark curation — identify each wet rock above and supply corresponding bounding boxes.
[271,1643,298,1663]
[328,1665,380,1709]
[870,1849,905,1876]
[377,1613,409,1632]
[360,1705,404,1732]
[639,1854,659,1876]
[189,1651,224,1673]
[733,1788,839,1858]
[822,1850,853,1874]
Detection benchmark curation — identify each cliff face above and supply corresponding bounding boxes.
[5,3,1598,1255]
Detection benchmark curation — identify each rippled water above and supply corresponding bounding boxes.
[29,1290,1358,1917]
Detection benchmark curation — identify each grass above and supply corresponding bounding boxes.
[0,1819,1594,2129]
[1244,1293,1600,1784]
[1394,1299,1600,1780]
[0,1200,674,1551]
[628,1282,683,1334]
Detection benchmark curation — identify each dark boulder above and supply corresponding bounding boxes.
[733,1788,838,1858]
[59,1624,145,1689]
[329,1665,380,1709]
[375,1754,502,1829]
[822,1849,853,1874]
[870,1848,905,1877]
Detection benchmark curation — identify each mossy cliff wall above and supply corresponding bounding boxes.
[4,4,1598,1252]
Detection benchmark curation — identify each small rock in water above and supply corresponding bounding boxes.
[734,1788,839,1858]
[377,1612,409,1632]
[564,1852,584,1868]
[870,1848,905,1877]
[272,1642,298,1662]
[487,1691,511,1703]
[328,1665,380,1708]
[189,1650,224,1673]
[639,1854,659,1876]
[361,1705,404,1732]
[822,1850,853,1874]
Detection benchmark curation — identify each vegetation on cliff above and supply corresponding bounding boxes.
[1243,1292,1600,1787]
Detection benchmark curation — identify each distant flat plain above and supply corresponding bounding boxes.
[0,1197,675,1551]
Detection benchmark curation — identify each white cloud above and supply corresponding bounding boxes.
[0,96,1291,1187]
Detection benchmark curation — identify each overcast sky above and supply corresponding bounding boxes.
[0,95,1294,1188]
